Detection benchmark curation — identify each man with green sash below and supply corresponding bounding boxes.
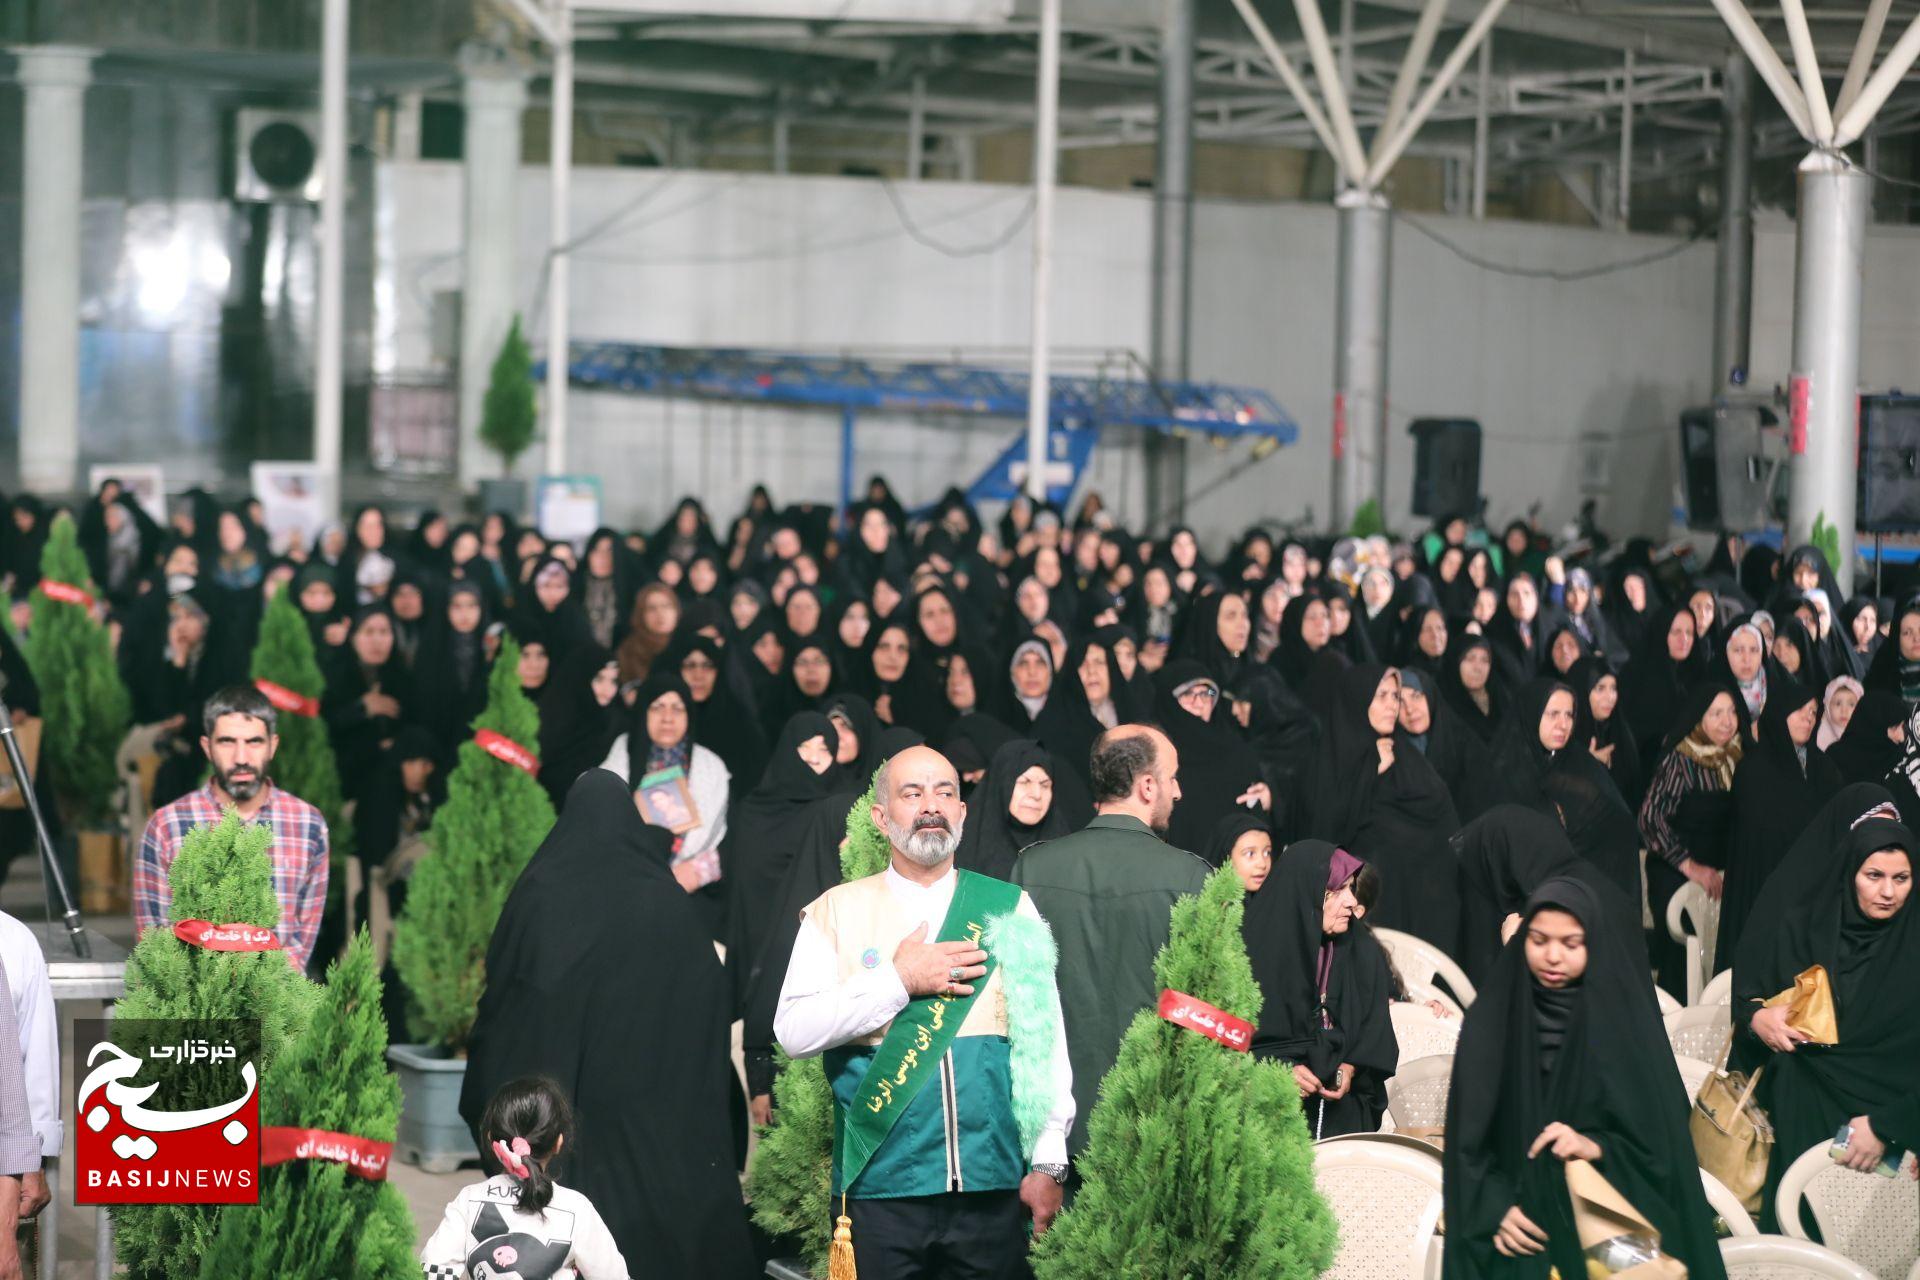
[776,745,1073,1279]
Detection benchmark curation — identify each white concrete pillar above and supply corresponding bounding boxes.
[458,53,528,489]
[16,46,95,497]
[1333,188,1392,528]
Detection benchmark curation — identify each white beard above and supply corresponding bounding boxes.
[888,815,963,867]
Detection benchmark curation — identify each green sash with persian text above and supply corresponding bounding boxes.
[834,869,1022,1190]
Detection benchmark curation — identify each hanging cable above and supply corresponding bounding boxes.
[1392,208,1711,280]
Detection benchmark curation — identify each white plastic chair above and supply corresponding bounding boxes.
[1372,927,1477,1011]
[1382,1053,1453,1135]
[1721,1235,1879,1279]
[1388,1001,1461,1068]
[1699,966,1734,1007]
[1777,1141,1920,1279]
[1657,985,1683,1016]
[1702,1167,1759,1237]
[1665,1003,1733,1068]
[1673,1053,1716,1105]
[1314,1138,1446,1280]
[1666,880,1721,1004]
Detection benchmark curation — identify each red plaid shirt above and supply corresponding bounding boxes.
[133,782,330,970]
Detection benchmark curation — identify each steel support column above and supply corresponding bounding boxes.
[1334,189,1391,528]
[545,6,575,476]
[1147,0,1195,525]
[1713,54,1754,392]
[1024,0,1061,502]
[315,0,347,516]
[1787,153,1869,595]
[16,47,95,497]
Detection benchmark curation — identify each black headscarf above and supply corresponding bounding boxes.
[622,668,698,788]
[1489,678,1641,898]
[1202,810,1271,873]
[1185,589,1320,790]
[822,691,885,788]
[1443,877,1727,1280]
[722,712,844,1008]
[1733,789,1920,1215]
[1567,658,1641,808]
[1399,666,1495,826]
[460,771,756,1277]
[1152,660,1267,857]
[1862,597,1920,701]
[1620,603,1704,762]
[1030,636,1112,791]
[1295,663,1461,954]
[953,739,1075,880]
[1721,669,1839,973]
[537,643,622,812]
[1450,806,1649,987]
[1438,632,1508,745]
[1822,687,1907,785]
[1241,839,1398,1137]
[672,633,768,787]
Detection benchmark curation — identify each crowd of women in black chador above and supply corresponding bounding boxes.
[25,476,1920,1269]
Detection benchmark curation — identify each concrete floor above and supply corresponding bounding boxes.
[2,854,472,1276]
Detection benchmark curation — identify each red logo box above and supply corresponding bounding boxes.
[74,1020,260,1205]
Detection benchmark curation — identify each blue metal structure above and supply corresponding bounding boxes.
[535,341,1300,511]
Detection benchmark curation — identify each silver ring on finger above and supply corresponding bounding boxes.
[949,967,963,982]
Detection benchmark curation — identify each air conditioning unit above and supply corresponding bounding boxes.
[235,109,322,202]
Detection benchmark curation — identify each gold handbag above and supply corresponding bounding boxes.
[1690,1068,1772,1214]
[1762,964,1838,1045]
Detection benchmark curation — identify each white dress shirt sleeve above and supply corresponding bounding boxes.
[774,916,912,1059]
[0,914,59,1156]
[1017,892,1075,1169]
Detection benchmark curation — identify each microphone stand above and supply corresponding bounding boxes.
[0,689,90,958]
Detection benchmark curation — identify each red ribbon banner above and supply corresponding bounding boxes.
[254,679,320,719]
[1157,988,1254,1052]
[38,580,95,610]
[474,729,540,777]
[261,1127,394,1181]
[172,920,283,952]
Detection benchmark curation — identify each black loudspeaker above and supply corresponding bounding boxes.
[1408,418,1482,518]
[1678,402,1779,531]
[1858,394,1920,531]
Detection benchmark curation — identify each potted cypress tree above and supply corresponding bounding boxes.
[23,513,132,909]
[1031,867,1338,1280]
[248,590,352,974]
[198,931,416,1278]
[389,636,554,1170]
[478,315,538,518]
[110,810,321,1279]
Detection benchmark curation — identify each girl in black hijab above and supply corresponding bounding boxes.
[1863,596,1920,702]
[953,739,1076,881]
[1823,687,1908,785]
[1734,787,1920,1230]
[323,604,415,802]
[1205,810,1274,885]
[460,771,757,1278]
[1486,573,1552,686]
[1567,658,1641,809]
[416,582,494,757]
[1030,636,1115,791]
[1397,666,1494,826]
[1439,632,1508,745]
[1839,595,1881,679]
[1721,670,1839,973]
[536,644,622,813]
[821,691,884,789]
[579,527,639,651]
[1619,603,1703,763]
[1152,661,1270,856]
[721,711,844,1005]
[1185,589,1320,792]
[1491,679,1641,899]
[1296,664,1462,954]
[1443,877,1727,1279]
[514,554,593,667]
[668,634,767,789]
[1242,840,1399,1138]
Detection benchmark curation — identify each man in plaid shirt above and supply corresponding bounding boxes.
[134,685,330,971]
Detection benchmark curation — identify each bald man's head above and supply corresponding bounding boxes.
[873,745,968,869]
[1090,724,1179,833]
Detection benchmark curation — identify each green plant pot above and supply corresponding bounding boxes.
[388,1043,474,1173]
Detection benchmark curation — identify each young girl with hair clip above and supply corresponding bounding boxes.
[421,1076,627,1280]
